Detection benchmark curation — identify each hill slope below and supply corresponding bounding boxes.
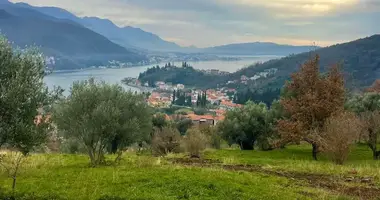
[0,2,146,70]
[232,35,380,89]
[137,35,380,89]
[17,2,182,52]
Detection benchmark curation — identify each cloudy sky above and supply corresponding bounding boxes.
[10,0,380,47]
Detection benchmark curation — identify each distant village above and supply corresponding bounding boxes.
[122,67,278,126]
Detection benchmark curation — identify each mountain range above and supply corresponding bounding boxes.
[0,0,321,70]
[203,42,317,55]
[23,2,317,55]
[0,0,147,70]
[14,2,182,52]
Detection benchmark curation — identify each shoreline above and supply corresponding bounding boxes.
[124,83,154,92]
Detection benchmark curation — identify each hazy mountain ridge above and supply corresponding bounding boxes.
[17,3,182,52]
[202,42,318,55]
[16,1,317,55]
[0,1,147,70]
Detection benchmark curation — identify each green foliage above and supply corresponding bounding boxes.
[219,101,275,150]
[53,79,152,166]
[176,118,193,135]
[172,90,192,107]
[196,91,208,107]
[193,107,208,115]
[152,113,168,130]
[346,93,380,113]
[345,92,380,159]
[0,36,59,155]
[234,88,281,106]
[138,64,225,89]
[59,138,87,154]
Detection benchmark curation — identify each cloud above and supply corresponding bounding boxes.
[10,0,380,47]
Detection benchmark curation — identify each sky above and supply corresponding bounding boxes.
[10,0,380,47]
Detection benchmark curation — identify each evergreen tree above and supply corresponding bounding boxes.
[201,91,207,107]
[196,93,201,107]
[186,95,192,107]
[172,90,176,104]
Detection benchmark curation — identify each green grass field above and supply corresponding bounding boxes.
[1,145,379,200]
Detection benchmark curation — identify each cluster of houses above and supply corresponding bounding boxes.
[147,85,242,110]
[146,84,243,125]
[227,68,278,85]
[155,81,185,91]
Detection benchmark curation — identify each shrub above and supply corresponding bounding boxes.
[151,126,182,156]
[183,128,208,158]
[199,125,221,149]
[320,112,363,165]
[176,118,193,135]
[60,137,87,154]
[193,108,208,115]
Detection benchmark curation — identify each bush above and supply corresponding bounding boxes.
[183,128,208,158]
[199,125,222,149]
[151,126,182,156]
[321,112,363,165]
[176,118,193,135]
[60,137,87,154]
[193,108,208,115]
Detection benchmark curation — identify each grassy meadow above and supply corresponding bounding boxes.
[1,145,379,200]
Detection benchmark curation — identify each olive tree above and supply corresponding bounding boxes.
[53,79,152,166]
[346,93,380,159]
[219,101,273,150]
[0,36,59,193]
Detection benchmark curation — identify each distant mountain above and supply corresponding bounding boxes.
[202,42,318,56]
[231,35,380,89]
[136,35,380,90]
[16,2,182,52]
[0,1,146,70]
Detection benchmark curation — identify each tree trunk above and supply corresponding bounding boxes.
[369,145,380,160]
[88,148,96,166]
[374,151,380,160]
[368,128,379,160]
[312,143,318,161]
[12,176,17,194]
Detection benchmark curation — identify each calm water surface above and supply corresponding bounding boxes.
[44,56,281,94]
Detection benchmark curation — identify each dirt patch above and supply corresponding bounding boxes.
[168,158,222,165]
[170,158,380,200]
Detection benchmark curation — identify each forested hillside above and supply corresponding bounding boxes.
[232,35,380,89]
[138,63,226,88]
[138,35,380,90]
